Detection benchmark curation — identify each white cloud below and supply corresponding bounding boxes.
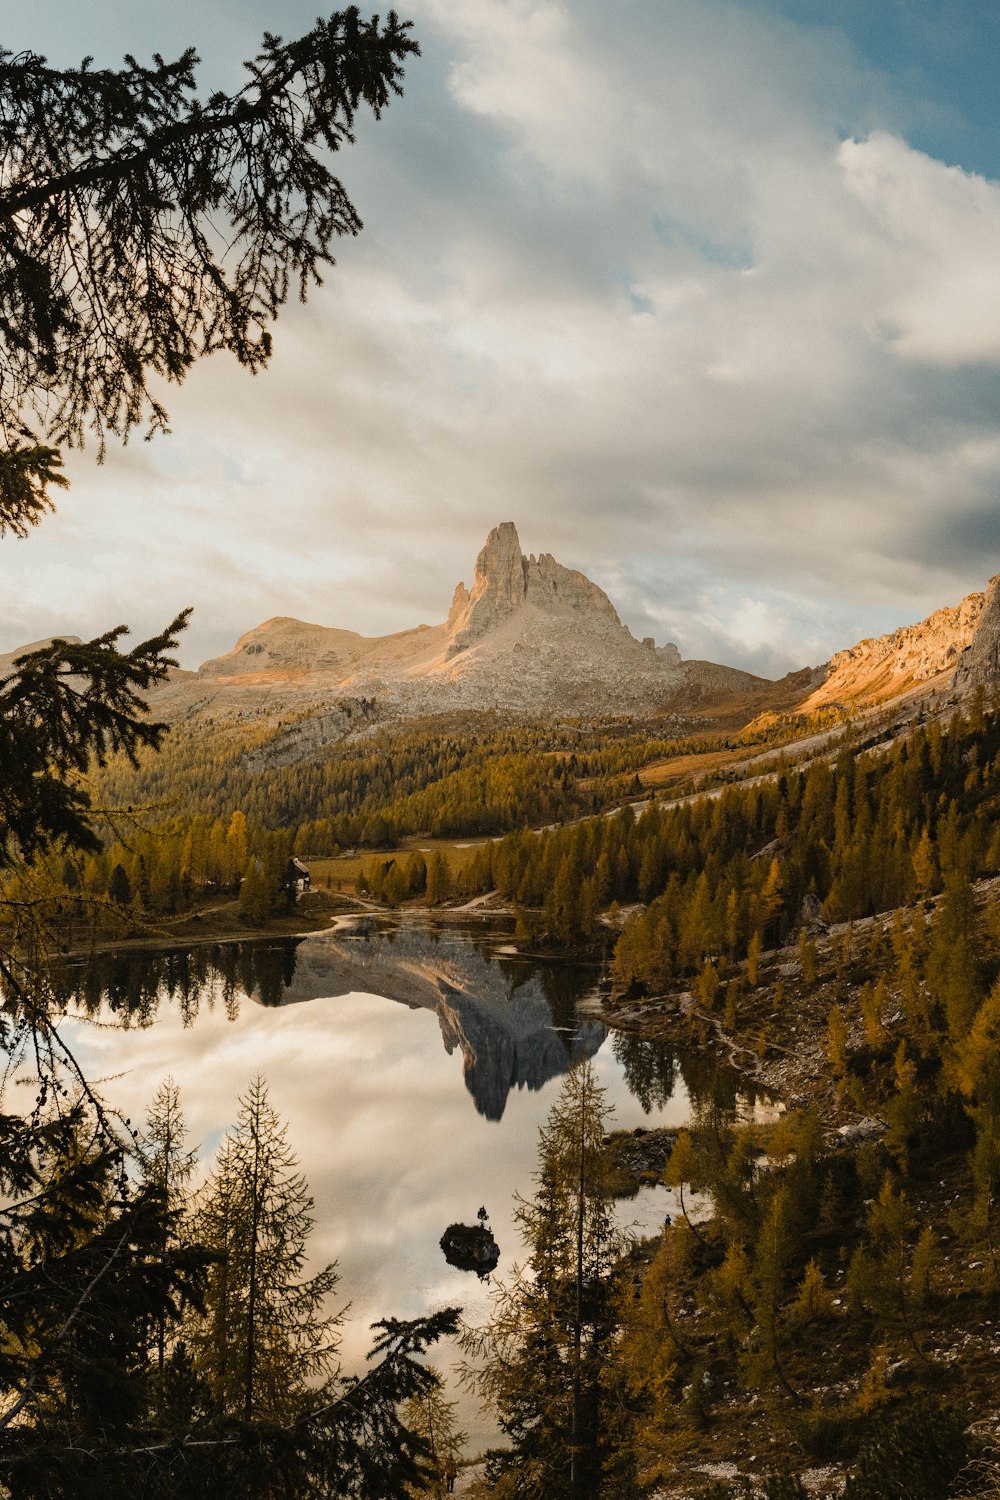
[840,131,1000,365]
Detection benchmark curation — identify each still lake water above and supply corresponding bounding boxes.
[56,918,760,1448]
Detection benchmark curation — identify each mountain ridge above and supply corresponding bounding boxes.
[7,527,1000,752]
[172,520,769,726]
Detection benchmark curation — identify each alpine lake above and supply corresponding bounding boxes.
[54,916,770,1450]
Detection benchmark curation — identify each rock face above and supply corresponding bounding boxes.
[800,580,998,712]
[151,520,771,734]
[953,577,1000,696]
[447,521,623,655]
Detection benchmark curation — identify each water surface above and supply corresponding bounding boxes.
[58,919,761,1447]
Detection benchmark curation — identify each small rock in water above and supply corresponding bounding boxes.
[440,1222,500,1278]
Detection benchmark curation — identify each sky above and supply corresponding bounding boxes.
[3,0,1000,677]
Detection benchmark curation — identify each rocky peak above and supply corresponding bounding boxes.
[447,520,626,654]
[447,522,528,652]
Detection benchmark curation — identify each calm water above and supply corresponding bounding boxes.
[56,918,761,1448]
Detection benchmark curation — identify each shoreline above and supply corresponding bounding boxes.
[39,894,525,965]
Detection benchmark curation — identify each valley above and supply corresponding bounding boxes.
[8,526,1000,1499]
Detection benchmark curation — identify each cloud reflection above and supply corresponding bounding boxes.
[56,923,765,1445]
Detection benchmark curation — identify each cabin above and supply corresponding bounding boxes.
[285,857,311,899]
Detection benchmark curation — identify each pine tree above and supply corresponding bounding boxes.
[747,929,763,986]
[140,1076,198,1384]
[426,850,452,905]
[744,1185,803,1404]
[846,1177,929,1365]
[107,861,133,906]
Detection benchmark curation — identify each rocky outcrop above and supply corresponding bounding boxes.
[447,521,529,651]
[954,576,1000,696]
[678,660,773,699]
[799,583,992,712]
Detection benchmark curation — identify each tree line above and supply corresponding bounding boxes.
[422,696,1000,971]
[90,708,838,856]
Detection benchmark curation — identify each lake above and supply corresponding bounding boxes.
[55,917,760,1449]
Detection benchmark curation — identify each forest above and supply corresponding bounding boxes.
[10,691,1000,1495]
[90,715,700,846]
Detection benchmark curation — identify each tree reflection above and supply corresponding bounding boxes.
[47,939,305,1024]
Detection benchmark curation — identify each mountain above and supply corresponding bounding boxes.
[0,635,82,680]
[7,528,1000,748]
[800,574,1000,713]
[154,521,770,732]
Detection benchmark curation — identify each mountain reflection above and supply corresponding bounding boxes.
[286,924,608,1121]
[51,922,615,1121]
[49,922,770,1122]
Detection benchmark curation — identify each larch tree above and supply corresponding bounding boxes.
[401,1366,468,1496]
[140,1076,199,1383]
[193,1075,340,1423]
[461,1062,631,1500]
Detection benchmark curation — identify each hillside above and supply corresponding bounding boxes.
[801,574,1000,713]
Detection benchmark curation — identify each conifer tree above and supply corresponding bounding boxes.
[140,1076,199,1383]
[461,1062,629,1500]
[847,1177,929,1365]
[193,1076,340,1422]
[0,12,419,529]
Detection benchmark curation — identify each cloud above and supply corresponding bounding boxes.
[840,131,1000,365]
[4,0,1000,676]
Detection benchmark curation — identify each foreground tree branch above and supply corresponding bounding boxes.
[0,8,419,533]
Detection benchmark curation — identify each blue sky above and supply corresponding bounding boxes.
[3,1,1000,677]
[766,0,1000,176]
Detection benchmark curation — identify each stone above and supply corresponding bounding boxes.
[954,575,1000,695]
[836,1117,886,1146]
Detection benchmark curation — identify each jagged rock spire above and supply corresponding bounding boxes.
[447,520,624,655]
